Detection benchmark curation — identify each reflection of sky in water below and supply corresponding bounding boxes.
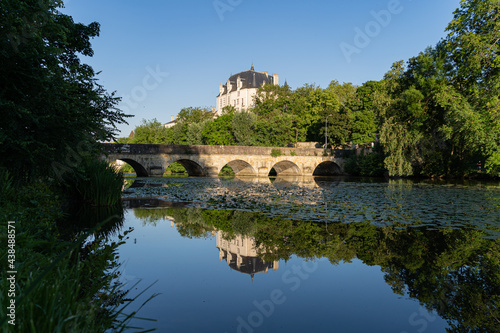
[123,177,500,237]
[118,210,450,333]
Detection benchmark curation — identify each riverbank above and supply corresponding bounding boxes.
[0,171,142,332]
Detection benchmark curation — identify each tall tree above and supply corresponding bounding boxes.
[376,0,500,177]
[131,119,170,144]
[232,110,257,146]
[349,81,381,145]
[202,113,235,145]
[186,121,209,145]
[176,107,214,124]
[254,109,295,147]
[0,0,129,180]
[252,84,292,117]
[445,0,500,175]
[292,84,342,143]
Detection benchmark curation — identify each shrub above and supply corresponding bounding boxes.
[271,149,282,157]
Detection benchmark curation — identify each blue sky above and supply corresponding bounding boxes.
[61,0,460,137]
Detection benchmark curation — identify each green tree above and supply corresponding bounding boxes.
[376,3,500,177]
[186,121,209,145]
[253,84,293,117]
[380,118,416,177]
[171,122,188,145]
[131,119,170,144]
[349,81,381,145]
[327,80,357,108]
[0,0,129,180]
[291,84,341,143]
[176,107,213,123]
[255,109,295,147]
[169,106,214,145]
[202,113,235,145]
[232,110,257,146]
[445,0,500,176]
[318,107,351,146]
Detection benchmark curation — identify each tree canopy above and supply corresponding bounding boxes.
[124,0,499,178]
[0,0,129,180]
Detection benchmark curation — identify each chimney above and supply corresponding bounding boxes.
[273,73,279,85]
[171,115,174,121]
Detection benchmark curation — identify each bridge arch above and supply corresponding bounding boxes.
[115,158,149,177]
[222,160,257,176]
[170,159,207,177]
[313,161,342,176]
[270,160,301,176]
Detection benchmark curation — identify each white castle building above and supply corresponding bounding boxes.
[216,65,279,115]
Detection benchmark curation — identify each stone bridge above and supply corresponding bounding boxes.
[102,143,350,177]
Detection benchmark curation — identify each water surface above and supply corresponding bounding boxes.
[115,177,500,332]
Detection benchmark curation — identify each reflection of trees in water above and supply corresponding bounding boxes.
[134,206,500,332]
[58,202,124,240]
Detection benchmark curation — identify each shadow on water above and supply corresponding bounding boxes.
[58,202,125,241]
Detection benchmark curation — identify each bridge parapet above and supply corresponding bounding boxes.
[102,143,351,158]
[103,143,350,177]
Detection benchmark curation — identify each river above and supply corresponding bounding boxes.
[110,176,500,332]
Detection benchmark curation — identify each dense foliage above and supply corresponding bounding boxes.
[0,1,147,331]
[124,0,499,178]
[0,0,129,181]
[0,172,142,331]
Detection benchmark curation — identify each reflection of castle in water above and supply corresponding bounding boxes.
[217,232,279,278]
[167,219,279,278]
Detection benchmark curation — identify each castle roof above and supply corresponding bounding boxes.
[218,65,276,96]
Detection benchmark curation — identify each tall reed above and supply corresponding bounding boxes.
[0,168,15,204]
[62,158,124,206]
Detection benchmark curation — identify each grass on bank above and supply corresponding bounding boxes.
[0,168,157,332]
[61,159,124,206]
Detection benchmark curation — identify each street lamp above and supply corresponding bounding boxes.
[325,114,332,149]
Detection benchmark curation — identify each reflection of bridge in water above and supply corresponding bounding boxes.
[103,143,350,177]
[124,175,346,192]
